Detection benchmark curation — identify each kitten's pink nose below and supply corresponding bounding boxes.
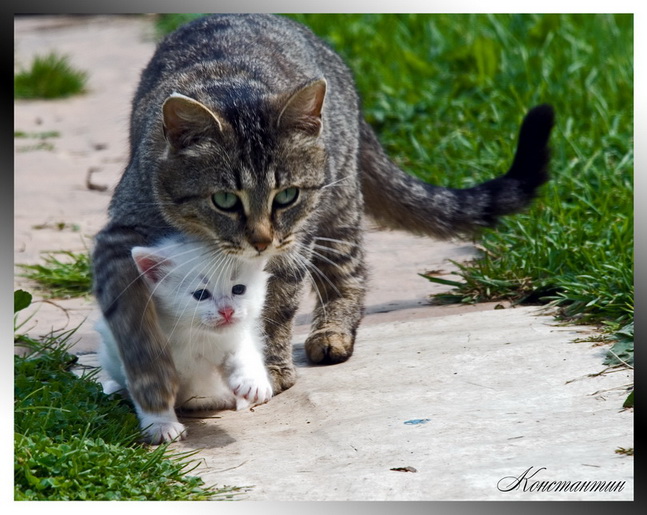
[219,306,234,322]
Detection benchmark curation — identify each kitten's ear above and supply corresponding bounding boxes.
[277,78,326,137]
[162,93,225,151]
[132,247,170,284]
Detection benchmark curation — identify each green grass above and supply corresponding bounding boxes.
[14,290,242,501]
[15,52,88,99]
[18,251,92,298]
[14,130,60,139]
[14,130,61,152]
[153,13,206,38]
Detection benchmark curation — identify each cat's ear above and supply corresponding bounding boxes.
[162,93,226,151]
[277,78,326,137]
[132,247,170,284]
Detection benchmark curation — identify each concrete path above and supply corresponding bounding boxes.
[14,15,633,501]
[174,307,633,501]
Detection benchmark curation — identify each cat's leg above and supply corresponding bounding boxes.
[305,222,367,364]
[96,317,128,392]
[262,258,307,393]
[134,404,187,444]
[224,331,273,409]
[97,330,181,440]
[93,227,181,443]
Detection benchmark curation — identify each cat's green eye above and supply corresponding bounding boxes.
[212,191,241,211]
[273,187,299,208]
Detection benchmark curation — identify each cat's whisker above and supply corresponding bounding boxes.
[283,252,327,323]
[183,250,225,353]
[110,238,199,309]
[321,175,353,189]
[312,236,361,248]
[287,249,340,323]
[293,242,361,289]
[295,242,346,272]
[306,260,342,298]
[258,315,282,331]
[136,241,230,351]
[181,247,232,349]
[133,255,198,358]
[311,243,348,256]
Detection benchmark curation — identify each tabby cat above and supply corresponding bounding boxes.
[92,14,554,442]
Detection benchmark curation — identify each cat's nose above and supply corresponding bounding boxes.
[251,240,270,252]
[246,220,273,253]
[219,306,234,322]
[248,233,272,253]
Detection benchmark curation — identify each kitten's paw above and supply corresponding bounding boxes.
[101,379,124,395]
[229,370,273,410]
[141,421,187,444]
[266,363,297,394]
[305,330,354,364]
[138,410,187,444]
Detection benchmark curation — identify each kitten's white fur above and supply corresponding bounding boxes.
[97,235,272,444]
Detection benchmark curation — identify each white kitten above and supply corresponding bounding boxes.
[97,235,272,443]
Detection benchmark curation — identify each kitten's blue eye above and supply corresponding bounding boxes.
[273,187,299,207]
[212,191,241,211]
[232,284,246,295]
[192,289,212,301]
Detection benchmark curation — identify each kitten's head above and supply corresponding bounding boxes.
[132,239,267,332]
[152,78,329,261]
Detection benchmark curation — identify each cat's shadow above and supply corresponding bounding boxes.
[174,343,312,449]
[177,412,238,449]
[172,341,311,448]
[291,342,309,367]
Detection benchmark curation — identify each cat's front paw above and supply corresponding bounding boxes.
[305,330,354,364]
[266,363,297,394]
[141,421,187,444]
[229,370,273,410]
[138,410,187,444]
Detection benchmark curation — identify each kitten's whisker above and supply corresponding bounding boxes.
[182,246,231,347]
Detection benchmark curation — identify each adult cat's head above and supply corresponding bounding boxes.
[152,78,328,261]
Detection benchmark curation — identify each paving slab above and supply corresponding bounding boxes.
[13,15,633,502]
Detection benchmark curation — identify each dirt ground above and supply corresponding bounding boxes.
[14,15,633,501]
